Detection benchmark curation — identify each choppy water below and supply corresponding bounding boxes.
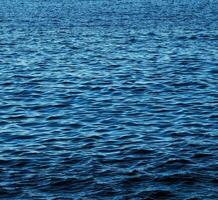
[0,0,218,199]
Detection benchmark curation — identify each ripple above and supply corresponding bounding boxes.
[0,0,217,199]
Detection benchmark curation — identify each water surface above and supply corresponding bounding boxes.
[0,0,218,199]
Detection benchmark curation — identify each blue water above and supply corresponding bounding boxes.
[0,0,218,199]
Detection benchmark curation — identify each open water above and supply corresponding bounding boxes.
[0,0,218,199]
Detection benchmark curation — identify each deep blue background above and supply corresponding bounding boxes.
[0,0,218,199]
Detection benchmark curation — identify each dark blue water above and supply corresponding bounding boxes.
[0,0,218,199]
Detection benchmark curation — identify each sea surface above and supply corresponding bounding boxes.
[0,0,218,199]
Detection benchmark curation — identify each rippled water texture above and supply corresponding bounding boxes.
[0,0,218,199]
